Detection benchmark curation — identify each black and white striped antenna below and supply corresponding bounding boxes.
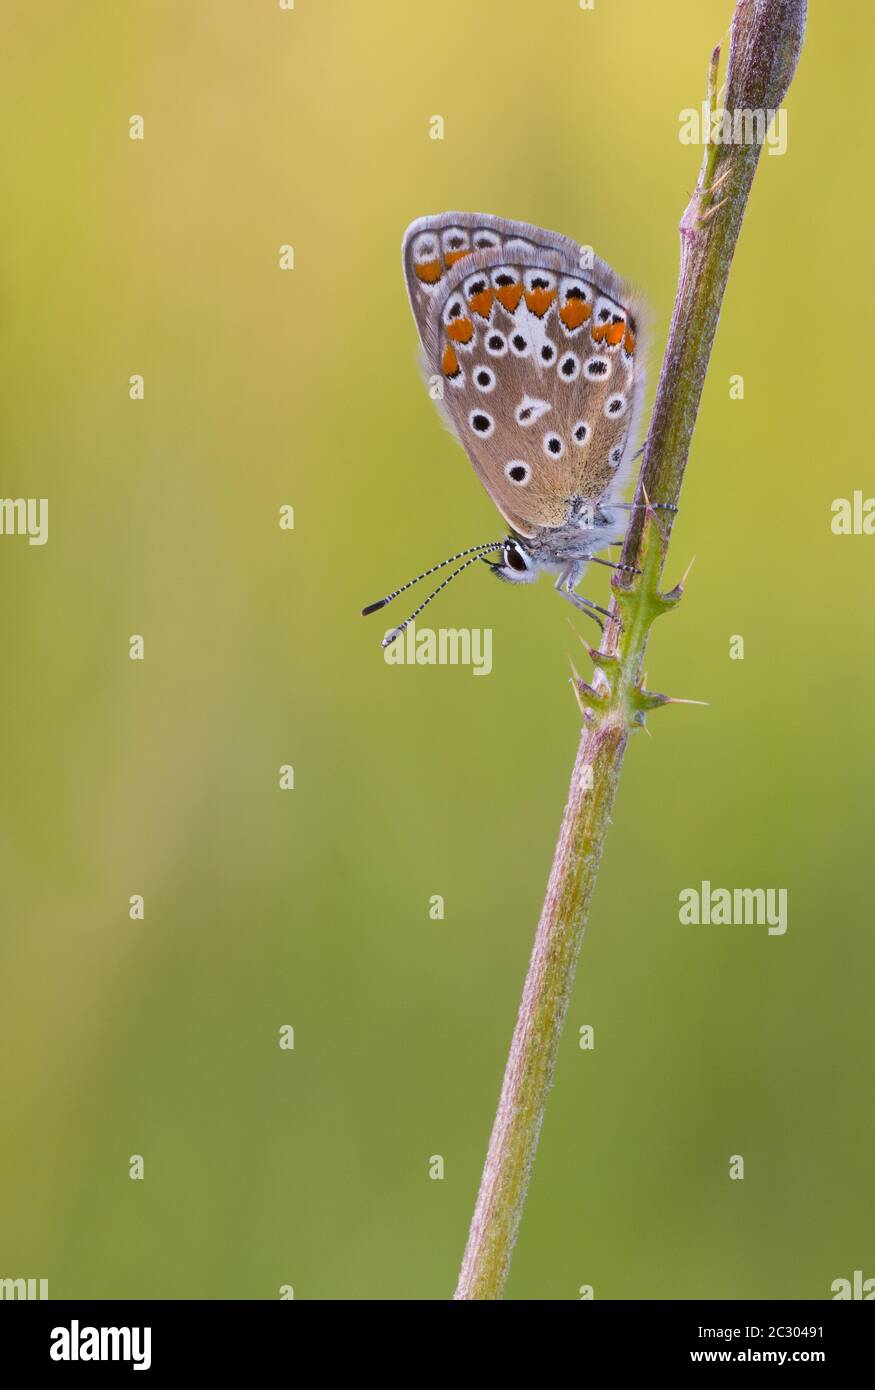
[361,541,502,648]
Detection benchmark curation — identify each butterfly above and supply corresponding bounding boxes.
[363,212,655,647]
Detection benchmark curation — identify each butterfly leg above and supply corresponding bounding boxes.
[554,549,638,577]
[587,554,640,576]
[555,572,613,632]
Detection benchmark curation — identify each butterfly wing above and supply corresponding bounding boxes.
[402,213,646,539]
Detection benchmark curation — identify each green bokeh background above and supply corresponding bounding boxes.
[0,1,871,1300]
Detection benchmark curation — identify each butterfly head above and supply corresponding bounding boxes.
[485,537,539,585]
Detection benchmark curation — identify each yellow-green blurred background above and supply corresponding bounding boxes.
[0,0,871,1300]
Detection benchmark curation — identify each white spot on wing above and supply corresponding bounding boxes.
[505,460,531,486]
[515,396,551,427]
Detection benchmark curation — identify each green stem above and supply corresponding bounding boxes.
[454,0,807,1302]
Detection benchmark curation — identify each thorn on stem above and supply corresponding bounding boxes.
[699,196,728,225]
[660,554,696,606]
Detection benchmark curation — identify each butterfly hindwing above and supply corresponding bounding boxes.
[402,214,646,538]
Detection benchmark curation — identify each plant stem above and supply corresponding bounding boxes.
[454,0,807,1302]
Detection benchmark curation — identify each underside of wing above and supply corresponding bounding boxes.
[401,216,647,537]
[402,212,632,351]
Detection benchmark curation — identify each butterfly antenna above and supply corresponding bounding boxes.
[361,542,502,616]
[378,552,497,649]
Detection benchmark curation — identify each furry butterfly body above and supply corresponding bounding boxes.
[363,213,650,644]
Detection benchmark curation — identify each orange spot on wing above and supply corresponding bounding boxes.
[559,299,591,330]
[591,323,609,343]
[468,288,494,319]
[606,321,625,346]
[442,344,460,377]
[495,283,524,313]
[624,327,636,354]
[414,260,442,284]
[444,249,471,267]
[524,287,557,317]
[446,317,474,344]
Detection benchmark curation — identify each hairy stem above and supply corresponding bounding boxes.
[454,0,807,1302]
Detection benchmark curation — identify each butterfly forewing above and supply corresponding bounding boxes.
[402,213,645,538]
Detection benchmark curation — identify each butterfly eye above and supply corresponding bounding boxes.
[504,541,530,572]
